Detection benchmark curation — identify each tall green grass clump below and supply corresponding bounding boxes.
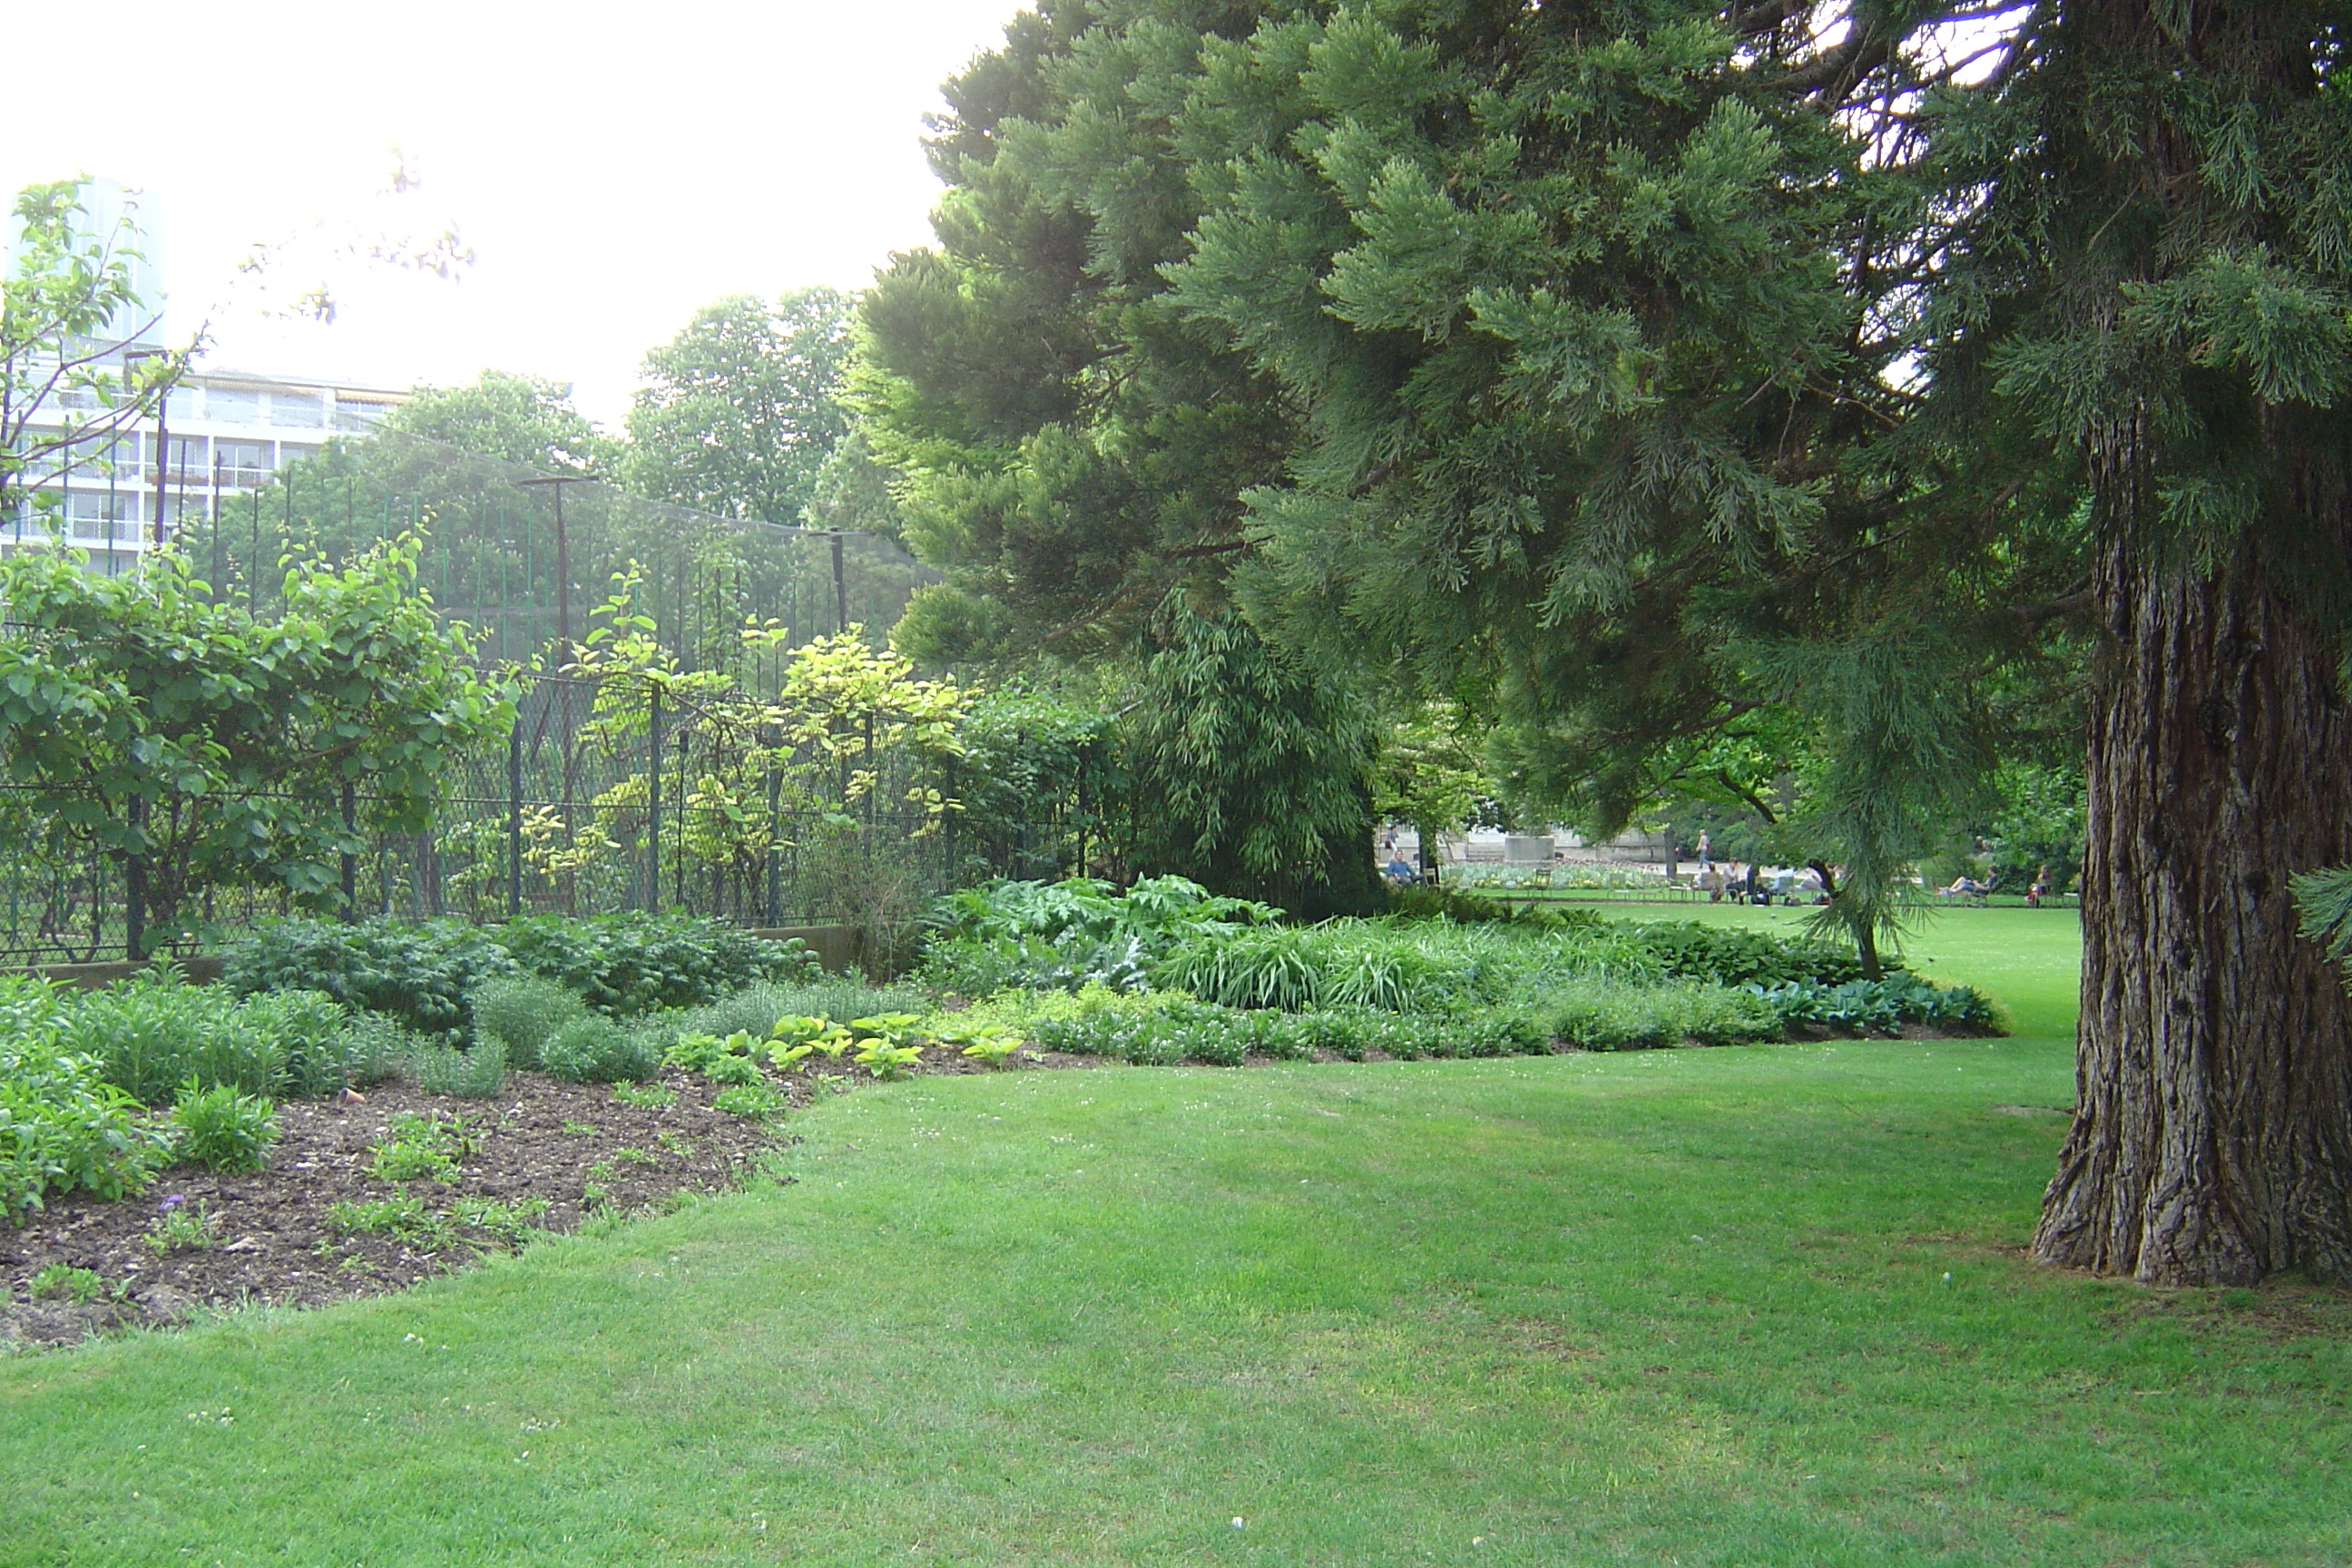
[57,967,351,1103]
[537,1017,661,1083]
[414,1040,510,1097]
[1154,920,1650,1013]
[1551,983,1782,1052]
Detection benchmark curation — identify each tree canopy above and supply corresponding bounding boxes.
[866,0,2352,1287]
[624,288,857,526]
[2,179,177,516]
[384,370,615,473]
[0,540,512,953]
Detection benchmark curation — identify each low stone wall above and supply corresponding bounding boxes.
[750,925,863,975]
[22,956,228,992]
[5,926,863,990]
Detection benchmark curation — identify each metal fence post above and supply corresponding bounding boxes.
[765,740,782,925]
[123,812,144,963]
[941,754,956,887]
[647,682,663,912]
[339,780,358,921]
[675,728,690,911]
[507,709,524,919]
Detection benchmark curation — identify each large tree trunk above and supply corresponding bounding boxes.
[2027,0,2352,1287]
[2033,482,2352,1285]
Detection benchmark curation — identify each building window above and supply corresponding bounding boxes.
[207,387,261,425]
[66,492,142,544]
[67,432,139,480]
[164,435,209,481]
[278,442,320,466]
[213,440,270,486]
[270,390,325,427]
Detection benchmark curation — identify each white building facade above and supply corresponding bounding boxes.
[6,178,410,564]
[6,365,407,564]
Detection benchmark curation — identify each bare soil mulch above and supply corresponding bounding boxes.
[0,1050,1016,1351]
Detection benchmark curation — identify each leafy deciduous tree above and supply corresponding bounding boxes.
[626,289,857,526]
[0,541,513,954]
[2,179,177,519]
[384,369,614,473]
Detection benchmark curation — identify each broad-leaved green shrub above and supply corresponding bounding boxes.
[1749,976,1999,1034]
[0,977,172,1220]
[222,916,517,1038]
[492,914,816,1017]
[919,875,1276,994]
[1622,922,1873,988]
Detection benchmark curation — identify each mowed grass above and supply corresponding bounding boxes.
[1586,900,2086,1040]
[5,912,2346,1565]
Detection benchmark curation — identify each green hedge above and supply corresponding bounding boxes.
[220,912,819,1038]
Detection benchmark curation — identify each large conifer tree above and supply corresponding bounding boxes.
[1939,1,2352,1285]
[866,0,2352,1286]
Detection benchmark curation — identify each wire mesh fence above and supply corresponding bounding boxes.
[153,429,935,669]
[0,671,1105,966]
[0,435,1117,965]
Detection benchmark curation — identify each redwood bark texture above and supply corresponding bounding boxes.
[2025,0,2352,1287]
[2032,514,2352,1285]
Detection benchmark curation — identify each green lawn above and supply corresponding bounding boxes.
[1587,900,2086,1041]
[6,910,2346,1566]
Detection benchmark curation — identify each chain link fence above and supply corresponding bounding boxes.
[0,435,1113,965]
[0,672,1107,966]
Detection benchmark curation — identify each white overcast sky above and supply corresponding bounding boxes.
[1,0,1026,426]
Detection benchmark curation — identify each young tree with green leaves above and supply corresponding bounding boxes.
[2,179,178,519]
[1371,701,1501,873]
[0,541,512,954]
